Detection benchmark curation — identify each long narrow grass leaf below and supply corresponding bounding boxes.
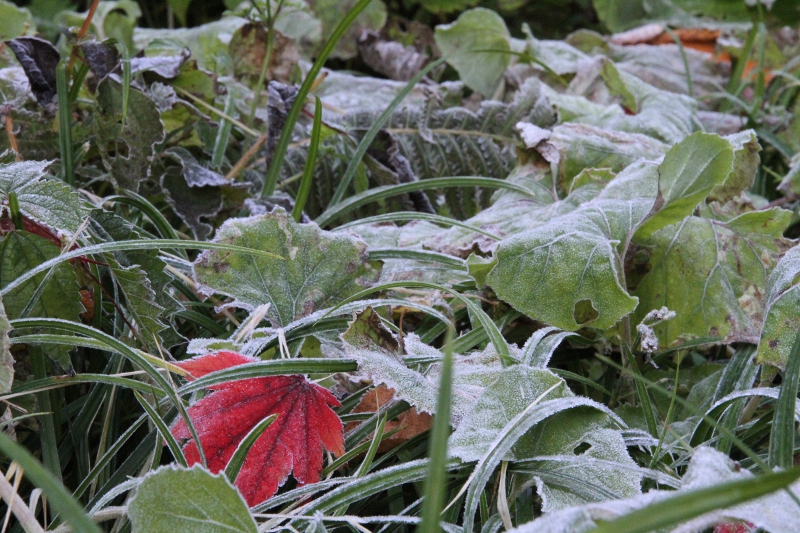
[329,57,447,206]
[588,466,800,533]
[316,177,539,227]
[419,326,455,533]
[261,0,375,197]
[293,97,322,222]
[0,432,102,533]
[225,414,278,483]
[770,327,800,469]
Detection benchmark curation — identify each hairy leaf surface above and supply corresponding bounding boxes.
[193,209,380,327]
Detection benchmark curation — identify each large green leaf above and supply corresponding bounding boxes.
[0,231,82,322]
[0,299,11,393]
[486,194,648,331]
[535,124,668,194]
[193,209,381,327]
[0,160,86,235]
[756,244,800,369]
[634,210,792,348]
[513,411,643,511]
[634,132,737,240]
[0,0,35,39]
[128,465,257,533]
[434,8,510,98]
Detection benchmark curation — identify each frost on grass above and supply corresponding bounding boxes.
[193,208,381,327]
[507,447,800,533]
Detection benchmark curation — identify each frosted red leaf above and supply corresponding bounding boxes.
[714,522,753,533]
[170,351,344,506]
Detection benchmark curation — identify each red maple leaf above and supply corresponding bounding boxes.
[170,351,344,506]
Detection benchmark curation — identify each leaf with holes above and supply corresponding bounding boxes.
[170,351,344,506]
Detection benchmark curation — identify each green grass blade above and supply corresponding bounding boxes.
[133,390,187,467]
[623,344,658,438]
[316,176,539,228]
[7,191,23,230]
[73,414,148,500]
[106,191,183,243]
[0,239,282,298]
[0,432,102,533]
[178,359,358,394]
[293,97,322,222]
[354,415,388,479]
[367,248,467,270]
[770,327,800,469]
[419,326,455,533]
[337,211,501,240]
[10,317,208,467]
[225,414,278,483]
[261,0,375,197]
[328,57,447,207]
[120,50,131,126]
[29,346,62,483]
[56,60,74,186]
[588,466,800,533]
[212,92,236,170]
[325,279,513,364]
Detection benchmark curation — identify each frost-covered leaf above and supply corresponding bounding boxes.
[88,211,182,348]
[486,186,651,331]
[597,60,697,144]
[707,130,761,203]
[428,167,605,258]
[128,465,257,533]
[95,78,165,193]
[0,160,86,236]
[634,210,793,348]
[434,8,510,98]
[535,123,668,194]
[506,447,800,533]
[0,231,82,367]
[160,147,247,241]
[0,299,12,393]
[517,414,643,511]
[341,307,505,424]
[756,244,800,369]
[448,365,569,461]
[635,132,737,240]
[171,351,344,506]
[5,37,59,108]
[193,209,381,327]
